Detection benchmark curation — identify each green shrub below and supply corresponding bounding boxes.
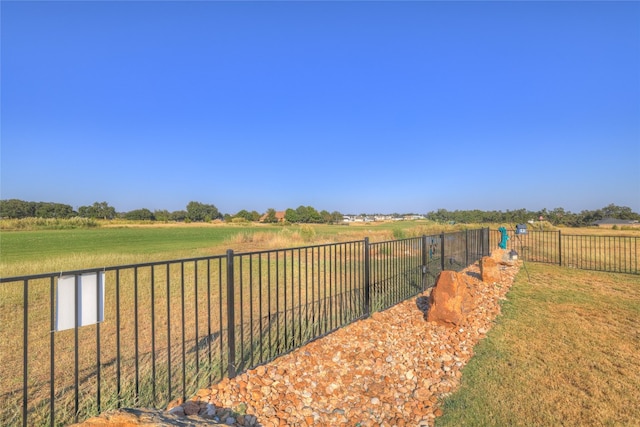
[299,224,316,242]
[392,228,406,240]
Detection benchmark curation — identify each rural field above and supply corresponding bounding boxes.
[2,219,638,279]
[0,219,469,278]
[1,220,639,426]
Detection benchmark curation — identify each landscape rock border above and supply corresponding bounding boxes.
[74,252,519,427]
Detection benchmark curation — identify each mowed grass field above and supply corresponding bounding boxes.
[437,263,640,426]
[0,222,267,277]
[0,219,462,277]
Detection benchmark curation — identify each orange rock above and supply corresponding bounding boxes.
[480,256,501,283]
[426,271,474,326]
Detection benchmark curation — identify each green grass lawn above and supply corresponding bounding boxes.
[0,220,456,277]
[1,226,245,260]
[436,263,640,426]
[0,225,268,276]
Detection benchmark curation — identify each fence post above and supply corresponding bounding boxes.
[440,233,446,272]
[226,249,236,378]
[364,237,371,317]
[558,230,562,267]
[486,227,491,256]
[421,235,428,291]
[22,279,28,427]
[465,229,469,266]
[482,227,487,256]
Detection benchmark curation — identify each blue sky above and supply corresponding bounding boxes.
[2,1,639,215]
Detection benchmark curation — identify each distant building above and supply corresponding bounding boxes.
[259,211,286,223]
[403,214,425,220]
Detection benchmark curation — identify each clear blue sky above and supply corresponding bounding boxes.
[2,1,639,215]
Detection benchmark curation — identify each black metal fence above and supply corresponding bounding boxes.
[490,228,639,274]
[0,228,490,427]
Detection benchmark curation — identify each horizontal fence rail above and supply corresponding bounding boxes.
[490,228,639,274]
[1,228,490,427]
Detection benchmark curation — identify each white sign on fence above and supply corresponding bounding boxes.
[55,272,105,331]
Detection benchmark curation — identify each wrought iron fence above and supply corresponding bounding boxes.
[1,228,490,427]
[489,228,639,274]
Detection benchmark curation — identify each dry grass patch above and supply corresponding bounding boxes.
[558,225,640,237]
[437,263,640,426]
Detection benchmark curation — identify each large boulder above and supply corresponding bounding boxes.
[426,270,475,326]
[490,248,507,262]
[480,256,501,283]
[489,248,514,264]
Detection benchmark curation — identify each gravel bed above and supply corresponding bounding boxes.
[166,260,519,427]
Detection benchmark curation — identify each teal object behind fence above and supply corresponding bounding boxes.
[498,226,509,249]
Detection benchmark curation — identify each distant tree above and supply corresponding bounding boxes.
[284,208,298,223]
[78,201,116,219]
[263,208,278,223]
[509,208,529,224]
[154,209,170,222]
[169,210,187,221]
[330,211,344,223]
[234,210,248,220]
[309,206,322,223]
[320,210,332,223]
[575,204,640,225]
[296,206,309,223]
[0,199,35,218]
[601,203,638,220]
[124,208,155,221]
[35,202,55,218]
[0,199,75,218]
[454,209,470,223]
[295,205,321,223]
[428,209,450,223]
[35,202,75,218]
[546,207,567,225]
[186,201,220,222]
[315,210,343,224]
[232,210,261,222]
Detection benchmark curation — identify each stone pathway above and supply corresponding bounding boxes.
[75,258,519,427]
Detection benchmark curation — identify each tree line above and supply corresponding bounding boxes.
[423,204,640,227]
[0,199,637,227]
[0,200,223,222]
[0,199,344,224]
